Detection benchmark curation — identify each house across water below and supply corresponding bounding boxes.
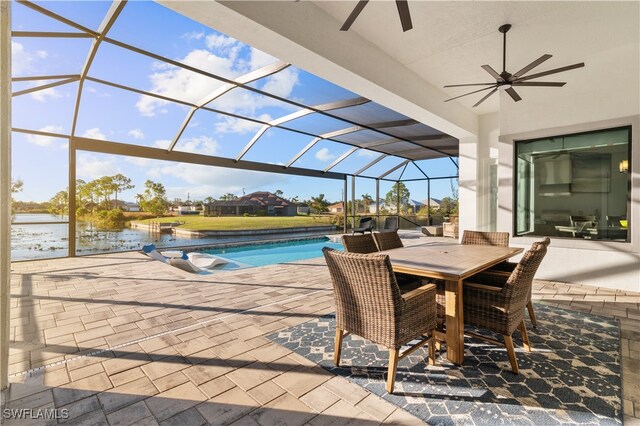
[204,191,298,216]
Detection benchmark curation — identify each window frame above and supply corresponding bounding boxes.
[512,125,632,243]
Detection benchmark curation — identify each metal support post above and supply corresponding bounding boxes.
[1,0,11,390]
[343,176,348,234]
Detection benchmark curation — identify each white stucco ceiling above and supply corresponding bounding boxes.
[314,1,640,115]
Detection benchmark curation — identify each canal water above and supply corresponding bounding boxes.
[11,213,211,261]
[11,214,336,261]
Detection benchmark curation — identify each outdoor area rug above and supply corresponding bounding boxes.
[268,303,621,425]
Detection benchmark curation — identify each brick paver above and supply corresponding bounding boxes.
[3,235,639,424]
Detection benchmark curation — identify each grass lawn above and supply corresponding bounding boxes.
[134,215,338,231]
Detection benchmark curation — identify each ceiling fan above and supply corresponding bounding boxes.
[444,24,585,107]
[341,0,412,32]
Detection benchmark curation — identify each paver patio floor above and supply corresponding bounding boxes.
[3,235,639,424]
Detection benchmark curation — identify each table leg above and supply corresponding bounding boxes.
[445,279,464,365]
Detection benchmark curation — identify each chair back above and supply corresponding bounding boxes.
[342,234,378,253]
[503,237,549,310]
[570,215,597,230]
[461,230,510,247]
[322,247,403,348]
[358,217,373,227]
[373,231,404,251]
[383,216,399,231]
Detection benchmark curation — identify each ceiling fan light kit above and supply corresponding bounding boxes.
[444,24,585,107]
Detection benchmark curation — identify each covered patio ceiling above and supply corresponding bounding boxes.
[12,0,459,183]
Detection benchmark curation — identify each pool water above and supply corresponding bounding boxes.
[200,238,343,268]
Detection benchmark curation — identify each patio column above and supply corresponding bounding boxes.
[427,178,431,225]
[0,0,11,390]
[69,140,76,256]
[351,175,356,229]
[375,179,380,231]
[396,181,400,220]
[343,176,347,233]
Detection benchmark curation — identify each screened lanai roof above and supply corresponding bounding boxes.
[11,0,458,182]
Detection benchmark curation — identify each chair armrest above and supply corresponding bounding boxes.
[402,283,436,301]
[464,281,502,292]
[487,261,517,273]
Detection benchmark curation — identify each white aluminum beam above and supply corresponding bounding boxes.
[68,0,126,257]
[169,61,289,152]
[12,76,79,97]
[353,153,387,176]
[378,159,410,179]
[75,136,346,180]
[323,147,357,172]
[17,1,99,36]
[12,74,80,82]
[0,0,10,391]
[12,31,94,38]
[235,125,269,162]
[285,137,319,168]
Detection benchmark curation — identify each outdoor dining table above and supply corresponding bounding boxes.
[378,241,523,365]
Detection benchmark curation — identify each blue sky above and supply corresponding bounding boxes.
[11,1,458,204]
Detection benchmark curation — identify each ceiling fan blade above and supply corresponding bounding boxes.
[395,0,413,32]
[444,85,497,103]
[444,83,496,88]
[512,54,553,79]
[514,62,585,82]
[340,0,370,31]
[481,65,504,82]
[505,87,522,102]
[512,82,566,87]
[473,88,498,107]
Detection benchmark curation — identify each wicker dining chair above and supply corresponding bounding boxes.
[341,233,378,254]
[464,231,547,328]
[322,247,437,393]
[461,230,510,247]
[372,231,424,292]
[462,238,549,374]
[373,230,404,251]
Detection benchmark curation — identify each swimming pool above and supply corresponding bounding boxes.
[199,237,343,268]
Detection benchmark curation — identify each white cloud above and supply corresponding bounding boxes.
[214,115,267,135]
[12,42,50,76]
[182,30,204,41]
[29,83,62,103]
[77,153,120,180]
[124,157,150,167]
[24,125,65,147]
[81,128,106,140]
[174,136,219,156]
[357,149,378,157]
[315,148,336,162]
[150,162,288,200]
[153,139,172,149]
[205,34,239,52]
[136,50,231,116]
[136,39,298,121]
[249,48,278,70]
[128,129,145,140]
[85,86,111,97]
[260,68,299,98]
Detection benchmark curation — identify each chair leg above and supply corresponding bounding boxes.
[519,320,531,352]
[386,349,400,394]
[527,301,537,328]
[334,329,344,366]
[428,335,436,365]
[503,335,519,374]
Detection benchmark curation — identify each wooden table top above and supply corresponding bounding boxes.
[378,242,523,281]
